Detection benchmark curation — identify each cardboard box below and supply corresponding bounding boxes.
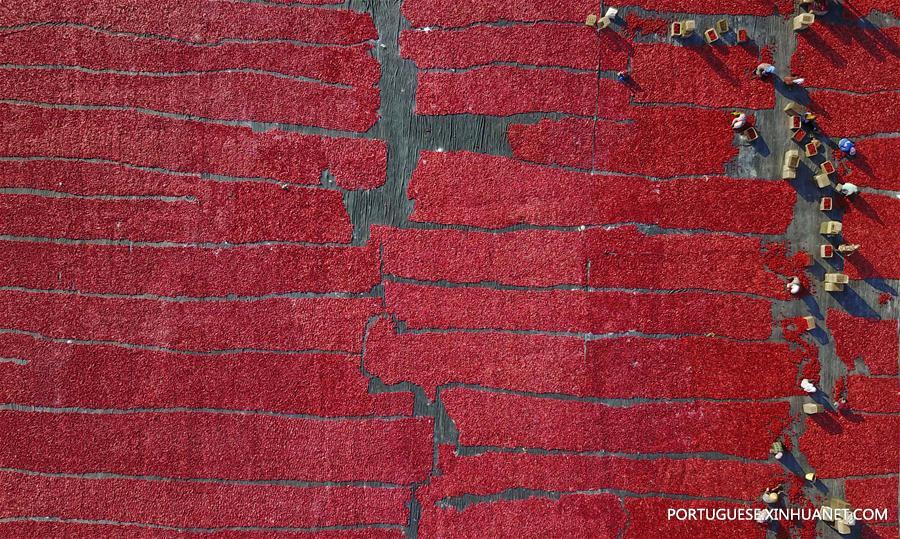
[820,221,842,235]
[803,402,825,414]
[834,520,852,535]
[785,149,800,169]
[814,173,831,188]
[669,21,681,37]
[825,499,851,511]
[793,12,815,31]
[824,282,845,292]
[784,101,806,116]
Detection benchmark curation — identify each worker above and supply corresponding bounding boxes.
[769,441,784,460]
[761,485,783,504]
[800,378,817,393]
[616,71,629,82]
[786,276,802,295]
[834,398,849,413]
[755,62,776,77]
[838,138,857,156]
[731,111,748,130]
[838,182,859,196]
[837,244,860,254]
[801,112,819,133]
[784,74,806,86]
[810,0,829,15]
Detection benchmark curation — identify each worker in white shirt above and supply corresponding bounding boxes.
[731,111,748,130]
[755,63,776,78]
[786,277,802,295]
[838,183,859,196]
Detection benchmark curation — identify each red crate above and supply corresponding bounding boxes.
[821,161,836,175]
[793,129,807,142]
